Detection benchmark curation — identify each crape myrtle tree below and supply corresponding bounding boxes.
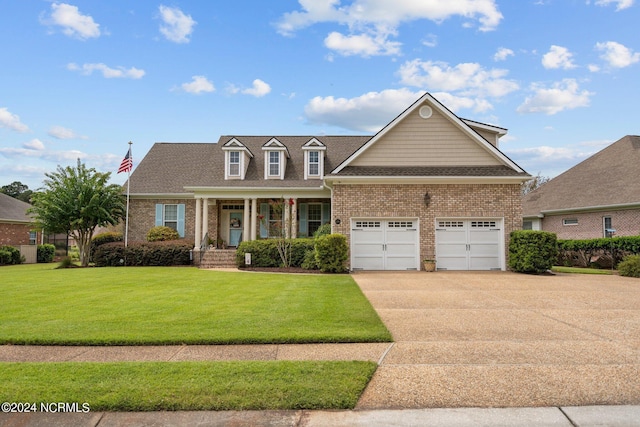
[29,160,126,267]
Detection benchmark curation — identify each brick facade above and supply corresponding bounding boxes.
[541,208,640,240]
[331,183,522,269]
[0,222,39,246]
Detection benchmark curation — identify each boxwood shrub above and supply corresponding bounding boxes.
[0,245,21,265]
[93,240,194,267]
[37,244,56,263]
[314,233,348,273]
[618,254,640,277]
[90,232,123,262]
[147,226,180,242]
[508,230,558,274]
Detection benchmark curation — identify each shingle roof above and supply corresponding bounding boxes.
[128,136,370,194]
[335,165,528,177]
[522,135,640,216]
[0,192,33,223]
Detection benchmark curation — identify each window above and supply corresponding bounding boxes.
[229,151,240,176]
[603,216,614,237]
[29,231,37,245]
[269,151,280,176]
[563,218,578,226]
[522,221,533,230]
[308,151,319,176]
[307,204,322,236]
[163,204,178,231]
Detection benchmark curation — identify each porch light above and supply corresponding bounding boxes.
[424,192,431,207]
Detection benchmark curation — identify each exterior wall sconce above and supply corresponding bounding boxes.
[424,192,431,207]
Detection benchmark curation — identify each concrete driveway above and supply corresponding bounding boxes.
[351,271,640,409]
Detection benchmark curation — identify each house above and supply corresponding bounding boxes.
[0,192,40,246]
[127,93,529,270]
[522,135,640,240]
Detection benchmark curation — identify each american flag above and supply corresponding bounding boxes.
[117,147,133,174]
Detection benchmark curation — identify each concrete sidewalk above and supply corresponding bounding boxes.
[2,406,640,426]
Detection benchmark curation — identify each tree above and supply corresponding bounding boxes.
[29,160,126,267]
[1,181,33,203]
[521,173,551,196]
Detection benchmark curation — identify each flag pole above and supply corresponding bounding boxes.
[124,141,132,248]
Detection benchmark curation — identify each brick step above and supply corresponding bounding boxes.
[199,249,237,268]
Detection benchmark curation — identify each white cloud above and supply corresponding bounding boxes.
[594,0,634,11]
[0,146,88,162]
[0,107,30,132]
[48,125,87,140]
[242,79,271,97]
[428,92,493,113]
[44,2,101,40]
[494,47,514,61]
[398,60,519,100]
[304,88,425,132]
[324,31,401,56]
[180,76,215,94]
[158,5,196,43]
[422,34,438,48]
[595,41,640,68]
[277,0,503,35]
[588,64,601,72]
[67,63,145,79]
[542,45,576,69]
[23,139,45,151]
[517,79,593,115]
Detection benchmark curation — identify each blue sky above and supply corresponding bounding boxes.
[1,0,639,189]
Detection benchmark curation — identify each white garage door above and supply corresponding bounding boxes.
[351,219,419,270]
[435,219,502,270]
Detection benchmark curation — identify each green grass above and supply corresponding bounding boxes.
[551,266,615,275]
[0,361,377,411]
[0,264,392,345]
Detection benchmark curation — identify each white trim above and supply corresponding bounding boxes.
[324,175,529,185]
[462,119,507,135]
[302,137,327,149]
[184,186,329,199]
[304,149,323,180]
[331,93,524,175]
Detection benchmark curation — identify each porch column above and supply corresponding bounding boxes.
[202,198,209,239]
[243,199,250,243]
[250,198,257,240]
[284,198,291,238]
[194,197,202,249]
[291,198,297,239]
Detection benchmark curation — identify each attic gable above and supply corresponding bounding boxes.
[333,93,523,174]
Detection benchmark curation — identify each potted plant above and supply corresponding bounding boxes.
[423,259,436,272]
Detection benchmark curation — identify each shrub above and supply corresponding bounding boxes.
[90,232,123,263]
[146,226,180,242]
[301,250,319,270]
[618,254,640,277]
[93,240,193,267]
[508,230,558,274]
[0,245,21,265]
[313,223,332,239]
[557,235,640,268]
[57,256,77,269]
[37,244,56,263]
[314,234,348,273]
[236,238,315,268]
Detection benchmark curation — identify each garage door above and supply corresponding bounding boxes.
[435,219,502,270]
[351,219,419,270]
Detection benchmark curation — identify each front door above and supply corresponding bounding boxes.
[229,212,243,247]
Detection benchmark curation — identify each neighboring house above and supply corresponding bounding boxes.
[522,135,640,240]
[127,93,529,270]
[0,192,40,246]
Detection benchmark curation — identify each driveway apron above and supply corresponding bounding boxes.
[352,271,640,409]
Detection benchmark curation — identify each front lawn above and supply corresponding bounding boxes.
[0,264,392,345]
[551,266,615,275]
[0,361,377,411]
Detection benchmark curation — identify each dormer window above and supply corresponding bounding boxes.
[302,138,326,180]
[268,151,280,176]
[262,138,289,180]
[229,151,240,176]
[222,138,253,180]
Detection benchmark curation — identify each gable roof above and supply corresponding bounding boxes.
[0,192,33,223]
[523,135,640,216]
[128,136,369,194]
[332,92,525,175]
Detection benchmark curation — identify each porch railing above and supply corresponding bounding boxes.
[199,232,209,264]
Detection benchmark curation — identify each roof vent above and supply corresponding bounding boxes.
[419,105,432,119]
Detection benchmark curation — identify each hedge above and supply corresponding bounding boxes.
[508,230,558,274]
[93,240,194,267]
[0,245,21,265]
[90,232,123,263]
[236,238,315,268]
[618,254,640,277]
[37,244,56,263]
[557,235,640,268]
[314,234,349,273]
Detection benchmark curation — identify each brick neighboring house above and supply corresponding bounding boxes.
[522,135,640,239]
[0,192,40,246]
[127,93,530,270]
